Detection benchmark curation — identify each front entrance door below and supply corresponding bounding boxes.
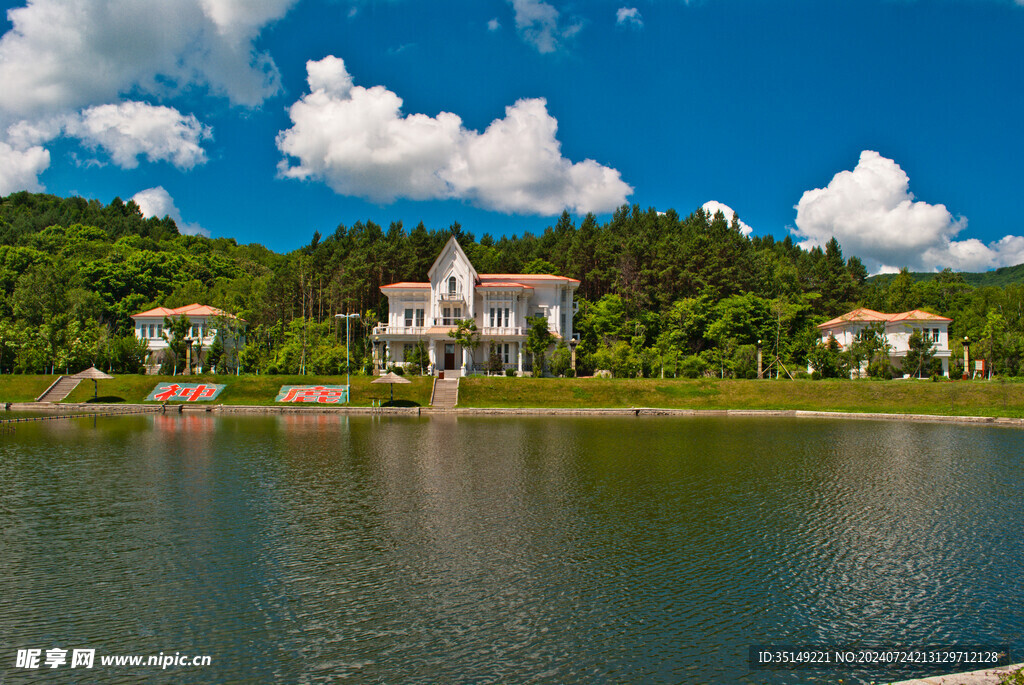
[444,343,456,370]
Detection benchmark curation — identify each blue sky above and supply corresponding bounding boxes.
[1,0,1023,273]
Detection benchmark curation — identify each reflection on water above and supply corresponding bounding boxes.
[0,415,1021,684]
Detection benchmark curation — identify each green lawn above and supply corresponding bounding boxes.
[1,374,432,407]
[458,376,1024,417]
[0,375,62,402]
[4,373,1024,418]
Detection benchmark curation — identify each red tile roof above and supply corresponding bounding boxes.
[476,281,534,289]
[818,307,950,329]
[480,273,580,283]
[131,303,243,320]
[380,282,430,289]
[887,309,952,322]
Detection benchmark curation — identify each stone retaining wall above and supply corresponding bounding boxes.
[5,402,1024,428]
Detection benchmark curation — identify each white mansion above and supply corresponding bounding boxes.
[817,307,952,377]
[131,303,245,372]
[375,237,579,376]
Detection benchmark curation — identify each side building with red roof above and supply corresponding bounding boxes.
[375,236,579,376]
[816,307,952,377]
[130,303,246,373]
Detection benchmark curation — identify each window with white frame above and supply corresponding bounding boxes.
[415,308,424,327]
[932,328,940,343]
[405,308,414,327]
[448,276,457,294]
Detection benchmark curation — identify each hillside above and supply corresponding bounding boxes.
[868,263,1024,288]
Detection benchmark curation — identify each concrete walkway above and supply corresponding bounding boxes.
[888,662,1023,685]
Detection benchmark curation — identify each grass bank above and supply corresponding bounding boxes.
[4,374,1024,418]
[458,377,1024,418]
[0,374,432,407]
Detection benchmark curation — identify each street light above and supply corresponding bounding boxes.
[335,313,361,403]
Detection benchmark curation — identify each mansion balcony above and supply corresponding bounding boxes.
[374,323,533,337]
[373,325,430,337]
[438,290,465,302]
[480,326,525,337]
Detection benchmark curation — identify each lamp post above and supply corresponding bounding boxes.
[963,336,970,380]
[569,337,578,372]
[184,336,193,376]
[335,313,360,403]
[757,339,763,379]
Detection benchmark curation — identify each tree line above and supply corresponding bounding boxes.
[2,190,1023,378]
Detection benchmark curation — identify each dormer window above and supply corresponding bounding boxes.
[447,276,457,294]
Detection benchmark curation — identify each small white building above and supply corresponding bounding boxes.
[131,303,245,372]
[817,307,952,377]
[375,236,579,376]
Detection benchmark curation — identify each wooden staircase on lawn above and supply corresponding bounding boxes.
[36,376,82,403]
[430,378,459,409]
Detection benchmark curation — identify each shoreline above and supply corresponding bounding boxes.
[5,402,1024,428]
[887,662,1024,684]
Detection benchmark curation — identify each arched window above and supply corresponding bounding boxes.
[448,276,457,294]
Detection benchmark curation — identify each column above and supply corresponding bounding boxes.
[462,346,469,375]
[517,344,523,374]
[428,343,436,375]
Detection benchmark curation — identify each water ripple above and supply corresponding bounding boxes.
[0,415,1021,684]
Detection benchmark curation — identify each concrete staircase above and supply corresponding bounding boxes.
[36,376,82,403]
[430,378,459,409]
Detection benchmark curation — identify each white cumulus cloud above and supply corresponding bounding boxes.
[702,201,752,236]
[7,102,210,170]
[488,18,501,31]
[132,186,209,237]
[276,56,632,215]
[509,0,581,53]
[793,150,1024,272]
[616,7,643,28]
[0,141,50,194]
[0,0,297,121]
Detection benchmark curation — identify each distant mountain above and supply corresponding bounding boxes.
[868,263,1024,289]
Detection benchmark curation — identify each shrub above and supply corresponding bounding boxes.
[550,341,571,377]
[505,368,516,377]
[393,366,404,376]
[679,355,706,379]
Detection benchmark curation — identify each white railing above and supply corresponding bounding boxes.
[439,291,464,301]
[374,325,429,336]
[481,326,524,336]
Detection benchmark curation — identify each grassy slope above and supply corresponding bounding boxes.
[458,377,1024,417]
[3,374,1024,418]
[0,375,61,402]
[1,374,432,407]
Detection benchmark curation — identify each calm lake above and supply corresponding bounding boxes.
[0,414,1021,684]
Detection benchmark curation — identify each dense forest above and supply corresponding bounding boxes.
[2,191,1024,378]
